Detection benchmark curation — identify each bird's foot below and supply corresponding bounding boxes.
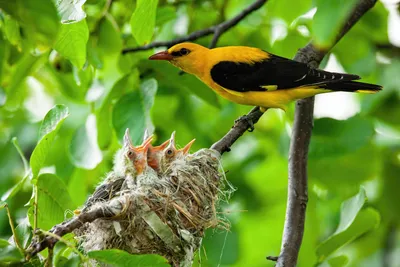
[234,114,256,132]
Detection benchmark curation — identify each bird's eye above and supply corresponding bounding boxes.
[179,48,190,56]
[166,149,174,156]
[128,151,134,158]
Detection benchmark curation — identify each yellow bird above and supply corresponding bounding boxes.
[149,43,381,111]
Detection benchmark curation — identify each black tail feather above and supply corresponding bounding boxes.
[320,81,382,93]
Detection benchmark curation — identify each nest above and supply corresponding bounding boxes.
[74,146,233,266]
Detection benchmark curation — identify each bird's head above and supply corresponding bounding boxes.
[159,131,195,173]
[114,129,152,176]
[147,138,170,172]
[149,42,209,76]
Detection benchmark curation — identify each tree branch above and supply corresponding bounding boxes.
[276,1,378,266]
[26,205,116,259]
[122,0,267,53]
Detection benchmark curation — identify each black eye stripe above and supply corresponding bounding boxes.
[171,48,191,57]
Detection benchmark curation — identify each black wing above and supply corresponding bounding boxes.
[210,54,360,92]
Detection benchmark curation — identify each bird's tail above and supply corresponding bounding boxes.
[320,81,382,93]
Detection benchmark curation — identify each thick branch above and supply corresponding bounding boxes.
[122,0,267,53]
[276,1,378,267]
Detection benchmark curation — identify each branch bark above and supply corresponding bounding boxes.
[276,1,378,266]
[122,0,267,53]
[26,206,116,259]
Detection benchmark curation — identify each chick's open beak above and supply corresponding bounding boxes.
[179,139,196,155]
[149,51,173,61]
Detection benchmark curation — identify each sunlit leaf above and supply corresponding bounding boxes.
[53,0,87,24]
[88,249,169,267]
[313,0,359,48]
[30,105,69,177]
[69,114,102,169]
[130,0,158,44]
[54,19,89,68]
[36,173,75,230]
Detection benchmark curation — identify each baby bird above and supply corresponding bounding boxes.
[82,129,152,211]
[158,131,196,174]
[143,130,170,172]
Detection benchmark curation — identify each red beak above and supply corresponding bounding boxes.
[149,51,173,61]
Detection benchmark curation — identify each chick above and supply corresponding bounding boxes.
[158,131,196,174]
[82,129,152,211]
[143,130,170,172]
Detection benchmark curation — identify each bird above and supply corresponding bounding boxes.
[142,129,170,172]
[158,131,196,174]
[82,129,153,211]
[149,42,382,111]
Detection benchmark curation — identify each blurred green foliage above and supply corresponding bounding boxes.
[0,0,399,266]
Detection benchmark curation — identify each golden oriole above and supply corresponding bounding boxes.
[149,43,382,110]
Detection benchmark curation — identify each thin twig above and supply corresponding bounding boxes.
[276,1,378,266]
[122,0,267,53]
[3,204,24,252]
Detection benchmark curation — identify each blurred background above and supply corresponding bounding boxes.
[0,0,399,266]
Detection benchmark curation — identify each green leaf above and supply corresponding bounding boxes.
[318,255,349,267]
[30,105,69,177]
[55,253,81,267]
[130,0,158,44]
[69,114,103,169]
[140,78,158,132]
[328,255,349,267]
[146,61,220,109]
[335,187,366,234]
[98,16,123,55]
[309,116,374,158]
[1,137,31,201]
[155,6,176,26]
[15,218,32,249]
[96,72,139,149]
[0,0,59,47]
[316,188,380,262]
[4,53,41,110]
[53,0,87,24]
[0,240,24,263]
[36,173,75,230]
[2,15,22,48]
[54,19,89,68]
[267,0,312,24]
[88,249,169,267]
[112,91,146,145]
[313,0,359,48]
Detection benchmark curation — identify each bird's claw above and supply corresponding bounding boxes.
[234,114,255,132]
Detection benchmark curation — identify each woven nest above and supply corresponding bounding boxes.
[74,139,233,267]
